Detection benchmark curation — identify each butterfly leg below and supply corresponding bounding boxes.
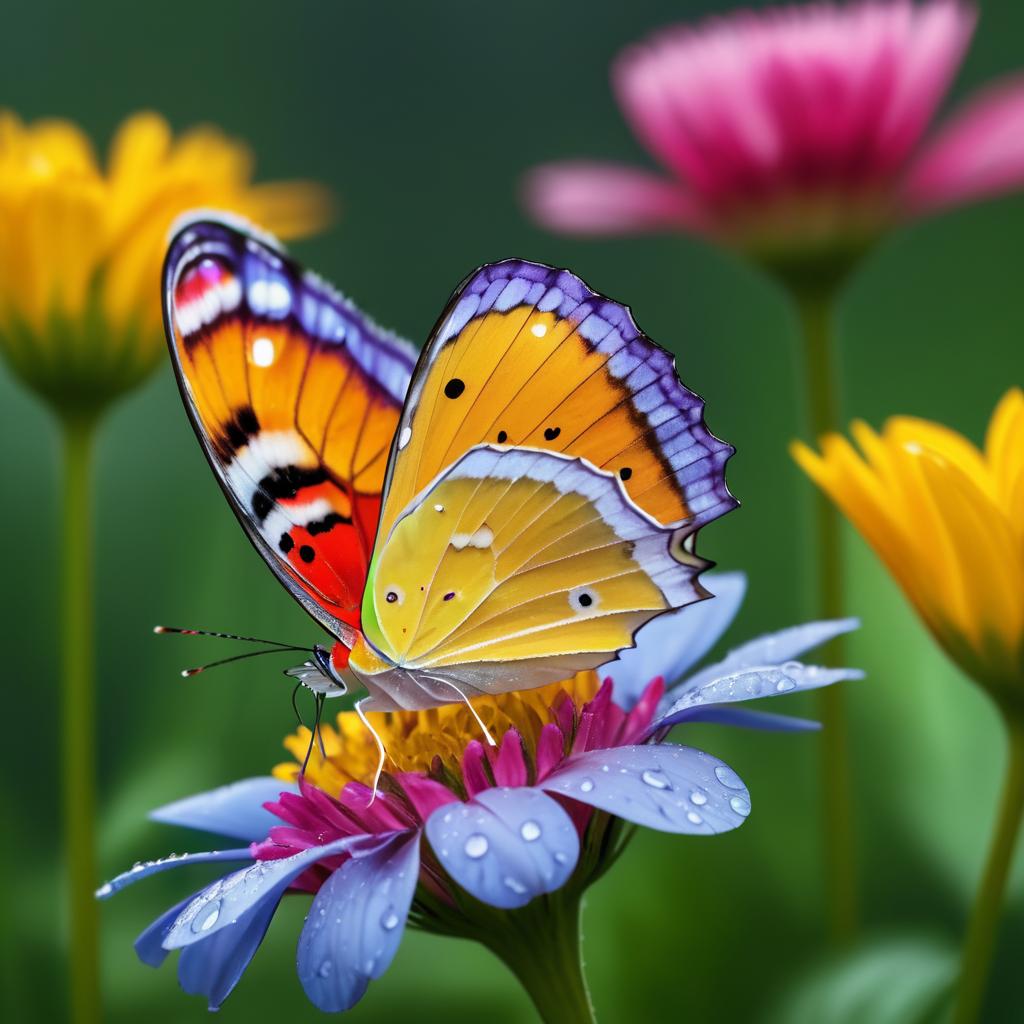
[423,674,496,747]
[354,696,387,805]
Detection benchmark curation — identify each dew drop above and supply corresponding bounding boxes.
[464,834,489,859]
[687,811,703,825]
[714,764,744,790]
[193,900,221,933]
[689,790,707,806]
[520,820,542,842]
[554,852,569,865]
[579,778,595,793]
[95,882,112,898]
[775,678,796,692]
[504,876,527,895]
[318,960,333,979]
[730,795,751,817]
[381,910,400,931]
[641,769,671,790]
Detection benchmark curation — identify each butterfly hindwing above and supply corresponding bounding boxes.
[359,445,708,686]
[377,259,736,541]
[164,217,417,638]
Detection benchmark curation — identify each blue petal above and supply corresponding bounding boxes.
[162,833,395,951]
[654,664,864,732]
[97,849,252,899]
[177,892,279,1010]
[150,777,295,841]
[425,787,579,910]
[667,706,820,732]
[541,744,751,835]
[667,617,860,702]
[600,573,746,707]
[296,832,420,1012]
[135,897,194,967]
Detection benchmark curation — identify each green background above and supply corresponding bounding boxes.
[2,1,1023,1020]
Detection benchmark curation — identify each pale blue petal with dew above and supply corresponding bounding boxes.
[297,833,420,1012]
[162,832,396,951]
[540,743,751,834]
[666,617,860,704]
[654,663,864,733]
[425,787,579,910]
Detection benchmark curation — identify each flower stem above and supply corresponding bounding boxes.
[794,287,858,945]
[486,894,595,1024]
[60,414,101,1024]
[953,713,1024,1024]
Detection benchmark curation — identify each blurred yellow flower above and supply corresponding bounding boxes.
[0,110,332,413]
[792,390,1024,705]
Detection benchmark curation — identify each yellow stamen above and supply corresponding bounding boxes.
[275,672,602,791]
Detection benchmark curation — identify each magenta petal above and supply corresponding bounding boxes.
[461,741,492,798]
[396,773,458,821]
[522,161,707,236]
[534,724,567,782]
[492,729,529,788]
[620,677,666,745]
[904,74,1024,214]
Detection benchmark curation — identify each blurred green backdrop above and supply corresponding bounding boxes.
[2,1,1023,1020]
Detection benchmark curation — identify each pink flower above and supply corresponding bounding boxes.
[523,1,1024,262]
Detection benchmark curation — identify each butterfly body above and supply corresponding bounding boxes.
[163,216,736,715]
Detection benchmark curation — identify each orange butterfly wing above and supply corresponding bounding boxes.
[378,259,735,544]
[164,217,417,637]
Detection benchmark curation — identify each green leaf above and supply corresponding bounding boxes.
[765,934,957,1024]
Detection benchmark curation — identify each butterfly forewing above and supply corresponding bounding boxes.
[376,259,737,541]
[163,217,417,639]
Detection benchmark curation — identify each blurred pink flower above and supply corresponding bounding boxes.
[523,1,1024,264]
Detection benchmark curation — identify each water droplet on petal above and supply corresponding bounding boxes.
[687,811,703,825]
[714,764,744,790]
[192,900,221,933]
[520,820,542,842]
[641,768,671,790]
[381,909,400,931]
[504,876,527,895]
[775,679,796,692]
[689,790,707,806]
[554,851,569,865]
[95,883,112,898]
[730,795,751,817]
[464,834,489,859]
[579,778,595,794]
[318,960,333,978]
[782,660,802,673]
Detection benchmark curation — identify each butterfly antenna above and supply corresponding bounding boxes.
[354,696,387,805]
[154,625,304,649]
[179,646,309,678]
[424,674,497,747]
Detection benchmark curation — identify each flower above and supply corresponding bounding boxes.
[99,574,861,1014]
[792,389,1024,704]
[522,1,1024,275]
[0,110,331,415]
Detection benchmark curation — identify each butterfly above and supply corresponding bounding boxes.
[162,215,736,749]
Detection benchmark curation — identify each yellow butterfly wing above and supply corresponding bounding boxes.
[350,260,735,704]
[352,446,711,700]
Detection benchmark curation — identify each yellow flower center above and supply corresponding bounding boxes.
[274,672,602,793]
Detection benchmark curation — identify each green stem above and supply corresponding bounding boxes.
[486,895,595,1024]
[952,713,1024,1024]
[794,288,858,944]
[60,415,100,1024]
